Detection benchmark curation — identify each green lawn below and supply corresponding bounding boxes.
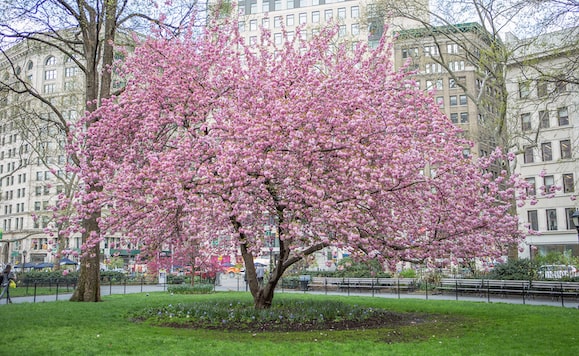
[1,292,577,355]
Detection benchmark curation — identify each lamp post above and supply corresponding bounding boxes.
[571,210,579,255]
[22,250,27,269]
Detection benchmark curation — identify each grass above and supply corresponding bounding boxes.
[0,291,578,355]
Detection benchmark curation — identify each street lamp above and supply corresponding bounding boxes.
[22,250,27,268]
[571,210,579,246]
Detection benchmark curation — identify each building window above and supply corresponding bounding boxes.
[249,19,257,31]
[274,16,282,28]
[44,70,56,80]
[262,18,269,29]
[402,48,418,59]
[325,9,333,21]
[537,80,548,98]
[546,209,557,231]
[519,81,530,99]
[65,67,77,77]
[566,208,577,229]
[539,110,549,129]
[35,186,42,196]
[524,146,534,163]
[45,56,56,66]
[338,7,346,19]
[351,23,359,36]
[312,11,319,23]
[447,43,459,54]
[557,107,569,126]
[527,210,538,231]
[541,142,552,161]
[34,201,41,211]
[424,45,439,56]
[521,113,531,131]
[274,0,281,10]
[286,14,294,26]
[544,175,554,193]
[459,95,467,105]
[460,112,469,123]
[351,6,359,18]
[436,96,444,108]
[299,12,306,25]
[449,78,457,88]
[249,36,257,45]
[338,25,346,37]
[449,95,457,106]
[555,80,567,93]
[450,113,458,124]
[274,33,282,45]
[563,173,574,193]
[287,0,294,9]
[525,177,536,196]
[43,84,55,93]
[262,1,269,12]
[449,61,465,71]
[559,139,571,159]
[425,63,442,73]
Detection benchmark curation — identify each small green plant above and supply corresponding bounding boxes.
[399,269,417,278]
[167,283,214,294]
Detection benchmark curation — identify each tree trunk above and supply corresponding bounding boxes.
[69,0,116,302]
[70,210,101,302]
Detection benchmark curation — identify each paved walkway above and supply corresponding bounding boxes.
[2,274,578,309]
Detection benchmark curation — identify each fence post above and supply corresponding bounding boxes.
[371,279,375,297]
[560,283,564,308]
[109,280,113,295]
[522,281,526,305]
[141,277,144,293]
[425,279,428,300]
[397,278,400,299]
[486,279,490,303]
[33,282,37,303]
[55,281,59,301]
[455,279,458,301]
[347,278,350,296]
[124,278,127,294]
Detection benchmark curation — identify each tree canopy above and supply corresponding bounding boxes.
[73,20,527,308]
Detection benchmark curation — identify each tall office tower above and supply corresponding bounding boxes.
[392,23,504,164]
[217,0,428,47]
[0,39,85,266]
[506,27,579,259]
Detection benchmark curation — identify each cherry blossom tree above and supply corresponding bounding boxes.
[74,20,528,309]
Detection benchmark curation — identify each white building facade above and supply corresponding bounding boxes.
[507,27,579,259]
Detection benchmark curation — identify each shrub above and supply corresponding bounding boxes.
[399,269,417,278]
[487,259,537,280]
[167,283,214,294]
[130,299,396,330]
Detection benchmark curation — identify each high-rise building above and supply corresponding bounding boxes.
[218,0,428,47]
[392,23,504,163]
[0,39,85,266]
[507,27,579,259]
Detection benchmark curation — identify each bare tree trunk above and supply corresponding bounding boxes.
[70,209,102,302]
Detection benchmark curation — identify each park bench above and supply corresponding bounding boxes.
[528,281,579,300]
[438,278,485,296]
[484,280,530,297]
[307,277,417,296]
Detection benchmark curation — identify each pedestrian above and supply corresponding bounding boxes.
[256,265,265,287]
[0,264,16,304]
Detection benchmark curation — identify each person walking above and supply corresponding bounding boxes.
[0,264,16,304]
